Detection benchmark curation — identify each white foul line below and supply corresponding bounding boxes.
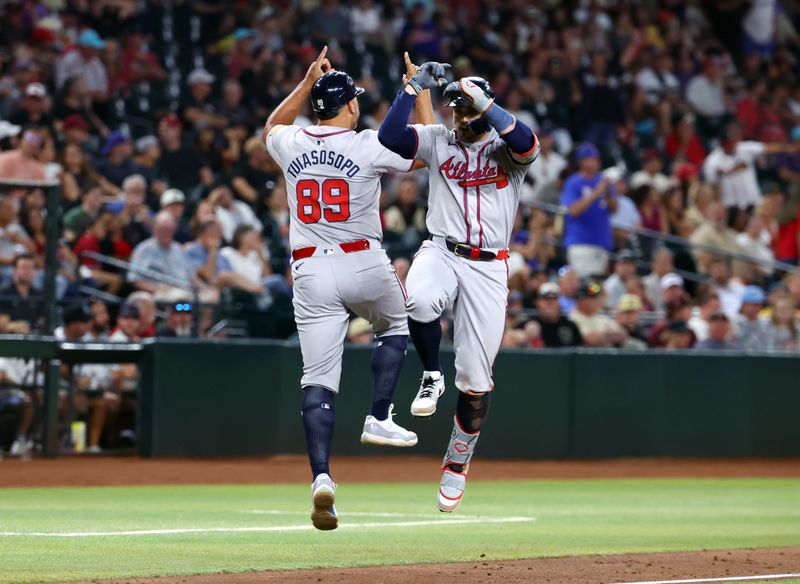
[241,510,428,517]
[0,516,534,538]
[611,573,800,584]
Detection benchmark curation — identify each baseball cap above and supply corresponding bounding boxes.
[135,135,158,153]
[63,304,91,325]
[160,113,182,129]
[102,130,130,155]
[77,29,105,49]
[575,143,600,161]
[675,162,699,181]
[557,265,575,278]
[615,249,635,263]
[577,281,603,299]
[0,121,22,141]
[616,294,642,312]
[234,28,252,41]
[660,272,684,291]
[537,282,560,299]
[25,82,47,98]
[188,68,216,86]
[740,285,766,305]
[63,114,90,132]
[709,311,729,322]
[160,188,186,208]
[118,303,141,319]
[667,319,691,334]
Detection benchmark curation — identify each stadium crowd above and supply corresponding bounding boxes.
[1,0,800,452]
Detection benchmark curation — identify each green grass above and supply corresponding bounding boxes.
[1,479,799,583]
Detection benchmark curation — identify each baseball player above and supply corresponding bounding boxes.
[378,66,540,512]
[263,47,420,531]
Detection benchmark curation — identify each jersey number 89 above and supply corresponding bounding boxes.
[296,179,350,224]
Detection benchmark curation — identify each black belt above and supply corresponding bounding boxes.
[444,239,510,261]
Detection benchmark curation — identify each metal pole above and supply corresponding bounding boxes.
[43,183,61,457]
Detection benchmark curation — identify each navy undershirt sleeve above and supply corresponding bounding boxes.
[501,119,535,155]
[378,90,418,160]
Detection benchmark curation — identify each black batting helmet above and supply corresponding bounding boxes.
[443,76,494,107]
[310,71,365,117]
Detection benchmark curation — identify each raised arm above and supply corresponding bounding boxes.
[403,52,435,126]
[262,47,331,141]
[378,61,450,159]
[458,78,538,157]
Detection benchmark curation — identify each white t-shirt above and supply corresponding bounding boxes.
[685,75,726,117]
[220,247,262,284]
[611,195,642,230]
[703,142,766,209]
[744,0,776,44]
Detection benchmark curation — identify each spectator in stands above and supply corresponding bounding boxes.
[636,49,681,106]
[182,68,226,132]
[663,320,696,350]
[157,113,213,195]
[59,142,119,204]
[660,272,688,307]
[131,136,165,197]
[211,184,261,243]
[770,296,799,351]
[685,56,730,145]
[703,123,799,227]
[603,249,636,309]
[126,291,157,338]
[220,224,292,299]
[569,281,627,348]
[695,311,738,350]
[62,184,104,242]
[0,255,42,334]
[0,196,35,266]
[120,32,166,89]
[734,285,779,351]
[689,201,742,273]
[156,301,194,337]
[708,257,746,317]
[0,129,46,182]
[688,289,722,343]
[72,209,124,295]
[561,144,617,277]
[110,303,141,343]
[615,294,648,350]
[108,175,152,249]
[522,125,566,206]
[649,296,695,348]
[665,114,707,168]
[55,30,108,103]
[94,130,138,187]
[231,136,278,206]
[128,211,194,301]
[384,176,426,248]
[533,282,582,348]
[185,219,261,299]
[159,188,192,244]
[557,265,580,314]
[631,150,674,195]
[55,303,111,453]
[735,214,776,278]
[8,83,53,128]
[85,298,110,341]
[642,248,675,311]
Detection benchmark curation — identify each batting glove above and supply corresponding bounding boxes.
[407,62,451,95]
[459,77,494,114]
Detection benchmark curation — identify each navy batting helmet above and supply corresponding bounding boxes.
[310,71,365,117]
[443,76,494,107]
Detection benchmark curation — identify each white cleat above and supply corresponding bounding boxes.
[310,473,338,531]
[361,404,418,447]
[411,371,445,417]
[437,467,467,513]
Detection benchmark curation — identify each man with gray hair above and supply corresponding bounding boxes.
[128,211,195,302]
[642,247,674,311]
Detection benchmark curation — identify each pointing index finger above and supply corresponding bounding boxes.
[316,45,328,64]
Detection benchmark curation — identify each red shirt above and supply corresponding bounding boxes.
[774,210,800,262]
[73,232,101,268]
[665,132,707,167]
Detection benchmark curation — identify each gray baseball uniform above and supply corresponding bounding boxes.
[266,124,413,392]
[405,124,539,393]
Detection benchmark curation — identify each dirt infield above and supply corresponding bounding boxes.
[2,455,800,488]
[79,547,800,584]
[4,456,799,584]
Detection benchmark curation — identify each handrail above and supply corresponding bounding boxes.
[526,199,798,274]
[80,250,194,291]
